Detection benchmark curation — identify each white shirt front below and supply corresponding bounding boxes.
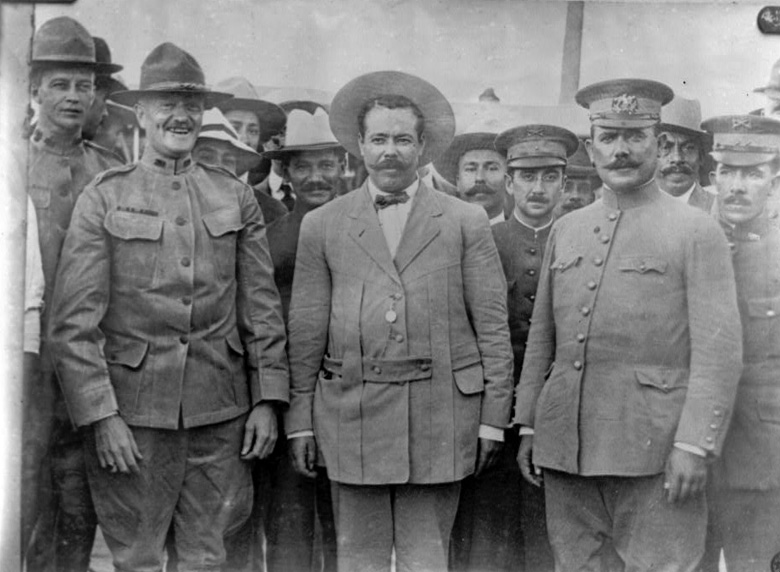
[367,176,419,259]
[671,183,696,204]
[269,169,296,202]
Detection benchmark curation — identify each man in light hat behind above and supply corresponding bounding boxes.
[48,42,289,571]
[515,79,742,571]
[753,58,780,119]
[700,114,780,572]
[656,96,716,212]
[554,140,599,217]
[434,131,508,225]
[285,71,513,572]
[23,16,123,571]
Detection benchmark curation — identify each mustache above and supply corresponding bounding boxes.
[300,180,334,193]
[724,195,751,207]
[165,118,194,130]
[526,194,549,204]
[464,183,497,197]
[660,164,694,176]
[604,158,641,170]
[376,159,405,170]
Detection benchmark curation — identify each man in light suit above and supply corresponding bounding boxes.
[515,79,743,571]
[285,71,514,572]
[656,96,717,213]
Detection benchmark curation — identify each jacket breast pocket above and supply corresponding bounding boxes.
[746,296,780,357]
[203,209,244,280]
[104,211,163,287]
[618,255,668,275]
[550,254,582,273]
[105,334,149,413]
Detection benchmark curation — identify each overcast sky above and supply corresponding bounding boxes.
[34,0,780,130]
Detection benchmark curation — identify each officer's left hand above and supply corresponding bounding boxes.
[242,403,277,460]
[475,438,503,476]
[664,448,707,504]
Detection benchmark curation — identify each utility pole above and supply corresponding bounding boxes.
[560,1,584,105]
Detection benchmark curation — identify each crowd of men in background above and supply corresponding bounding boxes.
[18,13,780,572]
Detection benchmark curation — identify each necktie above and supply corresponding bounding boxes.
[374,191,410,210]
[280,183,295,211]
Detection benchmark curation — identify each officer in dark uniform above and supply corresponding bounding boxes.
[23,17,123,571]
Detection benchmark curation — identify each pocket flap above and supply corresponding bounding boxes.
[28,185,51,209]
[635,367,688,392]
[203,209,244,238]
[453,363,485,395]
[104,211,163,241]
[746,296,780,319]
[550,254,582,272]
[104,335,149,369]
[758,400,780,424]
[226,329,245,356]
[618,256,668,274]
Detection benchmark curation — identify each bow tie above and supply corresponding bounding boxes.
[374,192,410,210]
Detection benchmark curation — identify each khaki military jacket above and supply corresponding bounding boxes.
[49,149,289,430]
[285,182,513,485]
[515,180,743,476]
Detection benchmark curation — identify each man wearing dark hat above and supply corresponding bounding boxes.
[285,71,513,572]
[82,37,124,143]
[700,115,780,572]
[434,132,508,225]
[554,141,599,218]
[48,42,289,571]
[23,16,123,571]
[656,96,716,213]
[515,79,743,570]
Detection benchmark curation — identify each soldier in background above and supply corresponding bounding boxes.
[554,141,598,218]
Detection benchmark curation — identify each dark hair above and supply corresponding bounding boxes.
[29,62,94,89]
[357,95,425,140]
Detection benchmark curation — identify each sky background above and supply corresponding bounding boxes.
[31,0,780,133]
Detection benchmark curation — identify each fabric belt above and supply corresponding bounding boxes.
[322,352,482,383]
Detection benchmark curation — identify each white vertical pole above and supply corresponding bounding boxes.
[560,1,584,105]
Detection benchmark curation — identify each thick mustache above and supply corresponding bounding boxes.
[165,119,194,131]
[724,196,751,206]
[526,195,549,204]
[465,183,495,197]
[376,159,404,170]
[301,181,333,193]
[661,165,694,176]
[605,159,641,170]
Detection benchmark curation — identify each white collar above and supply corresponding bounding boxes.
[671,182,697,204]
[513,211,554,231]
[269,169,284,192]
[367,176,420,201]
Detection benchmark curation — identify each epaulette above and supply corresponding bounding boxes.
[83,139,126,164]
[91,162,137,187]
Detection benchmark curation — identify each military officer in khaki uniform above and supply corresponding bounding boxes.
[48,43,289,571]
[701,115,780,572]
[515,79,743,571]
[23,17,123,571]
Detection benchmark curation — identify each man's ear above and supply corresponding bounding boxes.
[709,171,718,188]
[134,102,146,127]
[770,172,780,198]
[418,132,426,156]
[357,133,365,157]
[584,139,594,164]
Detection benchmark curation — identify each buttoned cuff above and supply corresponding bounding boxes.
[249,369,290,407]
[518,426,535,436]
[287,430,314,440]
[674,442,707,457]
[479,424,505,442]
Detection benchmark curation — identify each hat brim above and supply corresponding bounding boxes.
[754,86,780,99]
[329,71,455,166]
[95,62,123,75]
[109,88,233,109]
[591,118,659,128]
[217,98,287,134]
[710,150,778,167]
[657,123,712,141]
[507,157,568,169]
[433,132,499,184]
[263,141,344,161]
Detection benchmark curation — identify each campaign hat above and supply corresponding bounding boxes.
[31,17,96,67]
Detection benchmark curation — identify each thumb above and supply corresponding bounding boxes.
[241,424,254,456]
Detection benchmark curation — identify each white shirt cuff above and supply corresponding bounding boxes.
[478,424,504,442]
[518,426,535,436]
[674,442,707,457]
[287,430,314,440]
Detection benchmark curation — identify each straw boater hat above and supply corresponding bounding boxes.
[495,124,579,169]
[110,43,232,108]
[329,70,456,166]
[658,96,711,143]
[754,58,780,100]
[31,16,97,67]
[576,78,674,128]
[702,115,780,167]
[196,108,263,175]
[433,132,499,185]
[263,108,343,160]
[214,77,287,138]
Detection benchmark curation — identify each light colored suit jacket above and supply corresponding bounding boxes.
[285,181,513,485]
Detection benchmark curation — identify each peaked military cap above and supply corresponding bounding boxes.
[576,78,674,128]
[495,124,579,169]
[330,70,456,165]
[31,17,96,67]
[433,132,500,184]
[701,115,780,166]
[110,43,232,108]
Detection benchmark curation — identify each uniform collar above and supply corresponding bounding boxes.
[140,146,195,175]
[601,177,660,210]
[721,214,773,242]
[367,176,420,200]
[511,212,554,240]
[29,126,83,156]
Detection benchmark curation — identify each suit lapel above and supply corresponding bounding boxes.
[394,183,442,275]
[347,184,401,284]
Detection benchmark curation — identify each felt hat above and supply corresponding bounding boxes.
[658,96,710,141]
[754,58,780,99]
[433,132,499,184]
[31,17,96,67]
[263,108,342,160]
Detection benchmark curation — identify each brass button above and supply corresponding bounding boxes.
[593,257,603,266]
[176,216,187,226]
[587,281,597,290]
[600,235,610,244]
[179,335,188,344]
[714,409,723,417]
[391,293,402,301]
[172,181,181,190]
[385,310,397,323]
[705,437,714,443]
[576,333,585,342]
[573,360,583,370]
[420,363,431,371]
[594,226,601,233]
[709,424,718,429]
[528,248,537,255]
[608,213,618,221]
[182,297,192,306]
[394,334,404,343]
[529,294,535,301]
[181,257,191,267]
[372,365,382,374]
[527,269,536,276]
[639,262,647,271]
[768,310,776,317]
[581,306,590,316]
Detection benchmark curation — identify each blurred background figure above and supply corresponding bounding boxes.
[554,140,598,218]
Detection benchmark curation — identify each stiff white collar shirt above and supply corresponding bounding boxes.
[489,212,506,226]
[269,169,295,202]
[367,176,419,259]
[671,182,696,204]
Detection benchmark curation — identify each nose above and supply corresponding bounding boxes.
[729,171,747,194]
[669,143,684,164]
[613,135,629,158]
[475,166,486,182]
